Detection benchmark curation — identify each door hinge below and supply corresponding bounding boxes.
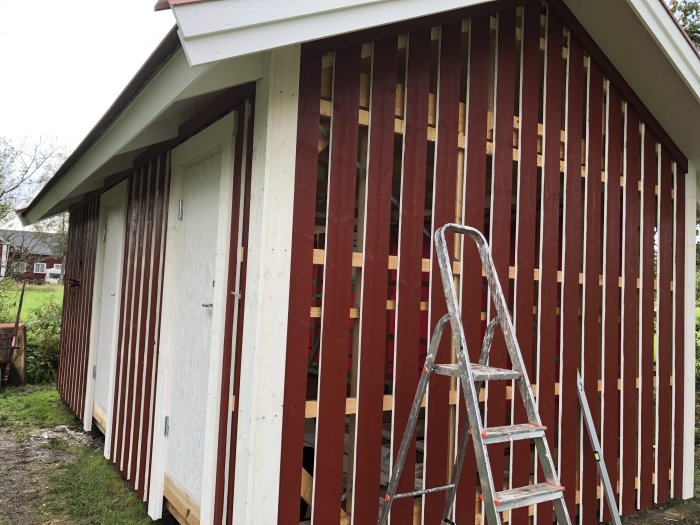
[92,365,96,379]
[102,227,107,242]
[178,200,184,220]
[164,416,170,437]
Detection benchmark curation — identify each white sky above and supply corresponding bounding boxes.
[0,0,175,151]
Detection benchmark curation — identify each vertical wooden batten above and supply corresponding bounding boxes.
[276,54,321,525]
[231,46,301,525]
[350,37,398,525]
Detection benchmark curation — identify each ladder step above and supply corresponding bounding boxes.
[431,363,521,381]
[490,482,564,511]
[391,483,455,500]
[481,423,546,444]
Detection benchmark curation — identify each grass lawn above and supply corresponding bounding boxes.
[1,282,63,322]
[0,385,167,525]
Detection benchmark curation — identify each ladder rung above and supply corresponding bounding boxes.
[431,363,521,381]
[481,423,546,444]
[489,482,564,511]
[390,483,455,500]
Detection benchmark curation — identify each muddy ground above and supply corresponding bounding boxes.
[0,425,102,525]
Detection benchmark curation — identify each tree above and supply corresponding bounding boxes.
[0,138,66,288]
[0,137,64,227]
[667,0,700,47]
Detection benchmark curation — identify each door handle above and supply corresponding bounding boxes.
[202,303,213,308]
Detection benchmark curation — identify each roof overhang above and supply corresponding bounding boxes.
[169,0,700,164]
[20,27,264,225]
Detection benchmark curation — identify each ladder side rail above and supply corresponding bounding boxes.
[435,225,502,525]
[378,314,451,525]
[441,316,500,523]
[439,224,542,427]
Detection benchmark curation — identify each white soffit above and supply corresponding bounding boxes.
[172,0,492,65]
[21,48,264,225]
[563,0,700,164]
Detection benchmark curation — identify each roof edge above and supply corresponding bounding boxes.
[20,26,181,223]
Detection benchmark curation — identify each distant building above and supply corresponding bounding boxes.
[0,230,63,284]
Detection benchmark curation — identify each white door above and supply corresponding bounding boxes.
[149,113,237,513]
[84,182,127,446]
[165,151,221,496]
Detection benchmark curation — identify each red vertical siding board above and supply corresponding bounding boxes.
[145,155,171,502]
[456,16,491,521]
[602,85,623,522]
[389,29,431,524]
[422,23,460,523]
[115,171,142,471]
[213,108,246,525]
[311,44,362,524]
[656,149,673,503]
[621,108,641,515]
[559,35,584,519]
[226,104,254,523]
[351,37,398,525]
[138,158,166,499]
[511,7,542,523]
[111,178,135,462]
[536,11,564,525]
[130,165,156,486]
[487,8,516,496]
[277,54,322,525]
[581,60,604,525]
[672,170,685,499]
[639,129,657,509]
[124,170,148,485]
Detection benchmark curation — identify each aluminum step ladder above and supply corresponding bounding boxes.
[378,223,571,525]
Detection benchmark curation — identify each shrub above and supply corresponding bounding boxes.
[25,298,62,384]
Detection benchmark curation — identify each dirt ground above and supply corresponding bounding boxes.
[0,425,102,525]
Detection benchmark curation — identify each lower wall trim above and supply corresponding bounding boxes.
[164,473,201,525]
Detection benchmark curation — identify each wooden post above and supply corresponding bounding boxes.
[231,45,301,525]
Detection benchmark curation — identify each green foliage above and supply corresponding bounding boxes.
[24,297,62,384]
[0,384,74,435]
[668,0,700,46]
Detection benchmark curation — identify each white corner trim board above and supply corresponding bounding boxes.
[172,0,492,65]
[231,46,300,525]
[681,163,697,500]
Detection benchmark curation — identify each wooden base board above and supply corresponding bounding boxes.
[92,404,107,435]
[163,473,201,525]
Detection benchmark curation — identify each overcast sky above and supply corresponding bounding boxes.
[0,0,174,151]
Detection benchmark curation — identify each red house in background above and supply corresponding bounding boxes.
[0,229,63,284]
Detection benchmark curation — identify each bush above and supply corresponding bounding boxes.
[25,298,62,384]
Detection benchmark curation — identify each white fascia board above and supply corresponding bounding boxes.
[173,0,491,65]
[22,49,211,225]
[625,0,700,102]
[23,50,264,226]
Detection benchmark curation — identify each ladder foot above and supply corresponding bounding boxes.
[441,519,456,525]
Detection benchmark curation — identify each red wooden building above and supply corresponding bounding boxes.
[0,229,63,283]
[20,1,699,524]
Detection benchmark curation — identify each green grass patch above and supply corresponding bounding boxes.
[1,282,63,322]
[0,384,74,436]
[42,447,159,525]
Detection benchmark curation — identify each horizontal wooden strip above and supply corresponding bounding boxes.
[303,381,601,419]
[311,249,669,290]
